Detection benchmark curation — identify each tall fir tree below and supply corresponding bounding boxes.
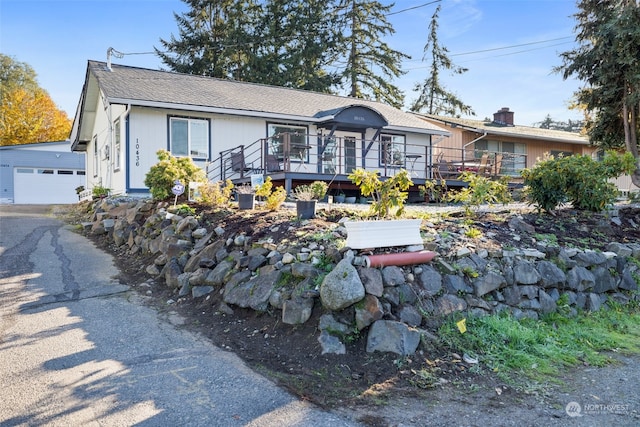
[157,0,336,92]
[279,0,339,92]
[333,0,409,108]
[156,0,260,79]
[410,5,474,117]
[556,0,640,187]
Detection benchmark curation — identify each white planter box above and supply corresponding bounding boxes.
[344,219,423,249]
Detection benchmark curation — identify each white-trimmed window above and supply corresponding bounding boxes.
[170,117,209,159]
[114,119,121,171]
[93,135,98,177]
[267,124,308,159]
[380,134,405,167]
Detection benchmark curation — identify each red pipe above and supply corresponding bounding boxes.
[363,251,436,268]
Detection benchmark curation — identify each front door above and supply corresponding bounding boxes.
[335,131,362,174]
[344,137,356,174]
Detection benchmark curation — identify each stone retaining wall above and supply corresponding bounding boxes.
[84,198,640,356]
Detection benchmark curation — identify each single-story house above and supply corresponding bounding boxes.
[0,141,86,204]
[70,60,451,198]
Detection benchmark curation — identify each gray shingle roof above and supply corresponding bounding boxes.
[88,60,448,135]
[418,113,588,144]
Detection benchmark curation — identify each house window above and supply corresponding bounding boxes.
[268,124,308,159]
[475,140,526,176]
[114,119,121,171]
[380,134,405,167]
[170,117,209,159]
[93,135,98,177]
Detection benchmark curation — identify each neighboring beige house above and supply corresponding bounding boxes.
[69,60,450,197]
[417,107,594,178]
[418,108,638,195]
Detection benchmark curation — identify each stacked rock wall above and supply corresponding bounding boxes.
[84,198,640,356]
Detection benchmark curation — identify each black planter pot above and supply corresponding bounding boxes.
[296,200,317,219]
[237,193,255,210]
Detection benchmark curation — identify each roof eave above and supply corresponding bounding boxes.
[418,114,587,145]
[108,98,451,136]
[477,128,589,145]
[385,125,451,137]
[109,97,324,123]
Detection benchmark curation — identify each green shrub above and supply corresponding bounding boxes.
[348,168,412,219]
[418,179,447,202]
[199,179,234,207]
[447,172,511,216]
[310,181,329,200]
[255,176,286,211]
[171,203,196,216]
[293,181,328,201]
[144,150,207,200]
[522,151,635,212]
[92,185,110,198]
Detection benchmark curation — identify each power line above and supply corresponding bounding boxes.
[402,36,575,64]
[450,36,573,57]
[457,41,574,63]
[387,0,442,16]
[403,41,573,70]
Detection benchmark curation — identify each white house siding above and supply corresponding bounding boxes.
[127,108,166,192]
[84,97,124,193]
[126,107,311,191]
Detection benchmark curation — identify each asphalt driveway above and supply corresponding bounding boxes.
[0,204,358,427]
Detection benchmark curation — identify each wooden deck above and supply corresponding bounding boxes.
[205,133,526,200]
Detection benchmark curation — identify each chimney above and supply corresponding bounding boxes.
[493,107,514,126]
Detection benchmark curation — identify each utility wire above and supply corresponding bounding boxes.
[386,0,442,16]
[403,41,573,70]
[450,36,573,57]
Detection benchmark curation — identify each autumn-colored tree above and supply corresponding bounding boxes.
[0,54,71,146]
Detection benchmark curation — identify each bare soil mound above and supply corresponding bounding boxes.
[72,203,640,426]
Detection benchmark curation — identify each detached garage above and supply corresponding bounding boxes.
[0,141,86,204]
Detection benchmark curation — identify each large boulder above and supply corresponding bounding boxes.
[320,258,365,311]
[366,320,421,356]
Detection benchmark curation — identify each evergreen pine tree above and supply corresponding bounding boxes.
[334,0,409,108]
[156,0,260,79]
[556,0,640,187]
[410,5,474,117]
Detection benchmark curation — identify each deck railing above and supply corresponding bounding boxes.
[205,133,527,184]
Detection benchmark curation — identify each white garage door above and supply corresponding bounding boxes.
[14,167,86,204]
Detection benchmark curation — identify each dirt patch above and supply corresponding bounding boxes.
[68,202,640,426]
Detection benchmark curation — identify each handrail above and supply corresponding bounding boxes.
[205,132,527,183]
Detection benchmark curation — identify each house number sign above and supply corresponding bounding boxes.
[135,138,140,166]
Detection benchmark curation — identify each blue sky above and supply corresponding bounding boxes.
[1,0,582,126]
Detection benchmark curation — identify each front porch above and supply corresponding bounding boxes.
[205,132,526,201]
